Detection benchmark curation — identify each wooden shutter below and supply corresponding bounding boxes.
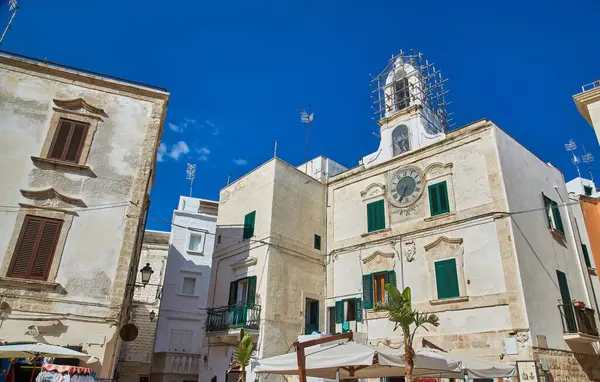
[8,216,62,280]
[434,259,460,299]
[228,280,238,306]
[355,299,363,321]
[334,301,343,323]
[551,201,564,233]
[556,270,577,332]
[542,193,552,228]
[247,276,257,306]
[362,274,373,309]
[243,211,256,239]
[314,234,321,250]
[48,119,89,163]
[367,200,385,232]
[582,244,592,268]
[385,270,397,304]
[429,182,449,216]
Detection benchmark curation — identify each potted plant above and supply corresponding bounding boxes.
[573,300,585,309]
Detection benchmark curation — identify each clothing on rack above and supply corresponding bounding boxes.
[35,364,95,382]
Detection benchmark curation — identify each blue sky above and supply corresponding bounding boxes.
[3,0,600,231]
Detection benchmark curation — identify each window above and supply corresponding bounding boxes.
[169,329,192,352]
[362,271,396,308]
[305,298,319,334]
[392,125,410,156]
[584,186,593,196]
[48,118,89,163]
[367,200,386,232]
[393,77,410,111]
[243,211,256,240]
[182,277,196,295]
[582,244,592,268]
[556,270,576,333]
[428,181,449,216]
[314,234,321,250]
[188,232,204,252]
[8,215,63,280]
[434,258,460,299]
[334,298,362,323]
[328,307,335,334]
[542,193,564,233]
[139,376,149,382]
[228,276,257,306]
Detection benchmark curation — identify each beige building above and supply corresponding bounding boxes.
[0,51,169,377]
[118,230,170,382]
[574,80,600,146]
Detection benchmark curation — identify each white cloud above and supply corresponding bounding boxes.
[157,143,167,162]
[184,117,197,126]
[204,120,215,128]
[168,141,190,160]
[168,122,182,132]
[197,147,211,155]
[212,127,219,136]
[199,155,208,161]
[233,158,248,166]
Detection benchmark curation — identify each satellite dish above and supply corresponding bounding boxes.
[120,324,138,342]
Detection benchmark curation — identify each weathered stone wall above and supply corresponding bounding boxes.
[533,347,600,381]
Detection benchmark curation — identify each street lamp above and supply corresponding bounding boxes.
[139,263,154,286]
[149,310,157,322]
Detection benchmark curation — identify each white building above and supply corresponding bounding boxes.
[567,177,599,198]
[151,197,218,382]
[118,230,170,382]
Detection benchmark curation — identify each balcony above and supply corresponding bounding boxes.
[151,352,200,376]
[558,303,599,342]
[205,303,261,345]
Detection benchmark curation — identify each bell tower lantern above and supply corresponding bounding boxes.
[362,51,452,168]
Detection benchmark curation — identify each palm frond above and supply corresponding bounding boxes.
[233,329,254,367]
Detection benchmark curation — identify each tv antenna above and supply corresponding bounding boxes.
[565,139,581,178]
[0,0,19,46]
[186,163,196,197]
[300,105,314,174]
[581,145,594,182]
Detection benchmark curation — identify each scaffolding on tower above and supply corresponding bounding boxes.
[369,50,453,133]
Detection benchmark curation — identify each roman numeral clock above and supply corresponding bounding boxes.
[387,166,424,215]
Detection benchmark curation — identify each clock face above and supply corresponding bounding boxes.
[388,166,424,207]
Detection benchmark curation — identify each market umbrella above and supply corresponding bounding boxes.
[417,348,517,379]
[0,342,97,382]
[253,341,460,379]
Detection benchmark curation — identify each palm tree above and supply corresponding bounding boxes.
[375,285,439,382]
[232,328,254,382]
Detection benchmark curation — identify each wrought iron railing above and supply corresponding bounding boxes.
[205,303,261,333]
[582,80,600,92]
[558,303,598,336]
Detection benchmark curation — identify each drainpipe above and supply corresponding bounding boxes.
[323,183,329,332]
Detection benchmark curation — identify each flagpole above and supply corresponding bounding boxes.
[305,104,311,174]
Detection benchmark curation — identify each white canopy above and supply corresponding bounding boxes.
[0,343,97,363]
[418,348,517,379]
[253,341,460,379]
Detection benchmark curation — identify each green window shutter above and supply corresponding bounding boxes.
[228,280,238,306]
[314,234,321,250]
[582,244,592,268]
[434,259,460,299]
[542,193,552,228]
[355,298,363,321]
[362,274,373,309]
[385,270,397,287]
[556,270,577,332]
[247,276,257,306]
[367,200,385,232]
[243,211,256,240]
[334,301,343,323]
[429,181,449,216]
[551,201,564,233]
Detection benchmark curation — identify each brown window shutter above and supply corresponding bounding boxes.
[48,119,89,163]
[8,216,63,280]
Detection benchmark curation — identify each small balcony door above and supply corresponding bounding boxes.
[557,270,577,333]
[305,298,319,334]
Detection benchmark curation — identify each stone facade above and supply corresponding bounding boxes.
[118,230,169,382]
[0,52,168,377]
[533,347,600,381]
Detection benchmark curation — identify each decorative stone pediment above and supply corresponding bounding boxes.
[53,98,106,117]
[20,187,86,209]
[424,236,463,252]
[230,257,257,271]
[362,250,395,274]
[361,183,386,201]
[424,162,453,181]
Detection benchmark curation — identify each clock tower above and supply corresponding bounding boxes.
[361,51,451,168]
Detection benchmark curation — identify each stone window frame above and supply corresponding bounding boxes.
[424,236,469,305]
[361,185,389,236]
[0,206,74,287]
[186,230,206,255]
[423,162,456,220]
[31,100,104,173]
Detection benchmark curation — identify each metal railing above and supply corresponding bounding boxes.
[558,303,598,336]
[205,303,261,332]
[582,80,600,92]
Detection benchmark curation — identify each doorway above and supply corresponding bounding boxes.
[305,298,319,334]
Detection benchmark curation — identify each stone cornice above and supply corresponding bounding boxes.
[20,187,86,207]
[53,98,105,116]
[230,257,258,270]
[424,236,463,251]
[361,250,395,264]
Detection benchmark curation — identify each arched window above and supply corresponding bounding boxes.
[394,77,410,111]
[392,125,410,156]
